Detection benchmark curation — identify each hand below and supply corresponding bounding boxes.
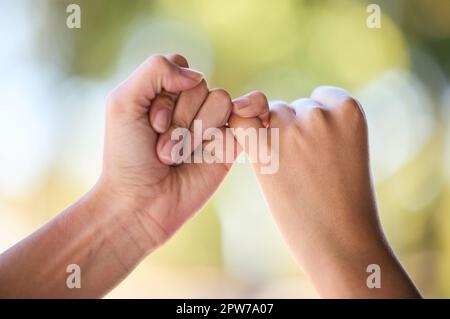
[229,87,420,298]
[99,53,239,247]
[0,53,245,298]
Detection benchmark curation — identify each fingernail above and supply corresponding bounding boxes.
[160,139,178,164]
[153,108,170,133]
[233,96,251,109]
[180,67,204,81]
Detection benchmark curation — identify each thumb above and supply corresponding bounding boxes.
[111,54,203,111]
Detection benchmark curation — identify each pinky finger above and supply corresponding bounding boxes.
[232,91,270,127]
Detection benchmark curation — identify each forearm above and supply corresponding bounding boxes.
[303,235,422,298]
[258,176,421,298]
[0,185,159,298]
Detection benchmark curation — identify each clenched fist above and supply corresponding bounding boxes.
[230,87,421,298]
[102,54,238,245]
[0,54,249,298]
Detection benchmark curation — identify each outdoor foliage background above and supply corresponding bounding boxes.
[1,0,450,297]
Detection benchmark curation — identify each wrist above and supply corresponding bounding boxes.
[303,231,419,298]
[79,182,166,258]
[46,182,164,297]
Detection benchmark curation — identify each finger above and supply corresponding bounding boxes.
[108,55,203,122]
[291,98,324,118]
[114,54,202,107]
[166,53,189,68]
[189,127,240,169]
[149,91,178,133]
[229,92,281,175]
[157,88,233,165]
[228,91,269,131]
[310,86,367,139]
[268,100,296,128]
[232,91,270,127]
[155,80,209,164]
[194,88,233,130]
[173,80,209,128]
[310,86,362,112]
[149,54,191,133]
[186,88,233,162]
[228,91,270,164]
[174,127,239,220]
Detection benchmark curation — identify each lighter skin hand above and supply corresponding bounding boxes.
[229,87,421,298]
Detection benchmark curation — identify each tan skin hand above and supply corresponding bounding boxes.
[100,54,239,243]
[0,51,420,298]
[230,87,421,298]
[0,54,250,298]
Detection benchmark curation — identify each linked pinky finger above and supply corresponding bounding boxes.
[232,91,270,128]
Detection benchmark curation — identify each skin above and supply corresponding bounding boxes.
[0,52,420,298]
[230,87,422,298]
[0,54,247,298]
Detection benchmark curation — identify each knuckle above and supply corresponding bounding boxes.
[208,89,233,126]
[311,85,331,99]
[311,85,324,96]
[146,54,168,68]
[338,97,367,127]
[270,100,290,111]
[209,88,232,104]
[308,107,326,122]
[167,53,188,67]
[340,97,361,114]
[250,90,268,107]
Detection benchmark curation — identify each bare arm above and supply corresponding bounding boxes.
[230,87,421,298]
[0,186,159,298]
[0,53,242,298]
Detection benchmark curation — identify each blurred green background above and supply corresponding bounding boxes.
[1,0,450,298]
